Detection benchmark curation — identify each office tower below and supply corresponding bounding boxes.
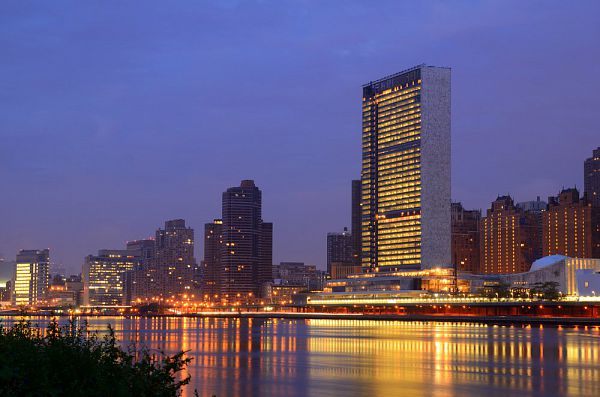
[220,180,273,299]
[451,202,481,273]
[83,249,139,306]
[12,249,50,306]
[351,180,362,265]
[152,219,196,298]
[361,65,451,272]
[201,219,223,298]
[326,227,354,275]
[543,188,593,258]
[480,196,542,274]
[585,147,600,258]
[584,147,600,207]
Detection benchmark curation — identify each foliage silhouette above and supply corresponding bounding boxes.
[0,318,191,397]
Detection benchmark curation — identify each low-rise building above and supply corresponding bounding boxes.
[263,283,306,305]
[330,262,362,279]
[463,255,600,296]
[273,262,326,291]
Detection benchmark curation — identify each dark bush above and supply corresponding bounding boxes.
[0,318,191,396]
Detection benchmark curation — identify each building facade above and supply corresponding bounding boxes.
[584,147,600,207]
[220,180,273,300]
[516,197,547,213]
[351,179,362,266]
[451,202,481,273]
[584,147,600,259]
[480,196,542,274]
[361,65,451,272]
[464,255,600,297]
[273,262,325,291]
[543,188,593,258]
[201,219,223,298]
[126,239,156,262]
[516,197,546,261]
[12,249,50,306]
[595,211,600,259]
[151,219,196,298]
[326,228,354,275]
[83,249,139,306]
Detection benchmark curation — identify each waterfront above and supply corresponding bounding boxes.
[1,316,599,397]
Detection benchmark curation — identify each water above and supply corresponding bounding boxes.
[2,316,600,397]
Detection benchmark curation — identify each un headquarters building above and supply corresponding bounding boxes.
[361,65,451,272]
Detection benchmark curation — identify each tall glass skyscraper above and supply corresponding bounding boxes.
[361,65,451,272]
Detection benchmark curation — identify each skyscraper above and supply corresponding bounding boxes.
[220,180,273,300]
[201,219,223,298]
[480,196,541,274]
[584,147,600,258]
[351,179,362,266]
[584,147,600,207]
[12,249,50,306]
[361,65,451,272]
[326,228,354,275]
[151,219,196,298]
[451,202,481,273]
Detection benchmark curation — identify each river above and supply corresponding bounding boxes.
[2,316,599,397]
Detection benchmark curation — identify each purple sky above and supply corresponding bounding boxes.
[1,1,599,273]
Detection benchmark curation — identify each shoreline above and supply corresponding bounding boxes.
[2,311,600,327]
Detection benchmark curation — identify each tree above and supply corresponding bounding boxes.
[0,318,192,396]
[530,282,560,301]
[480,282,511,299]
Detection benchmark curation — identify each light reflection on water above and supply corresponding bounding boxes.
[2,316,599,397]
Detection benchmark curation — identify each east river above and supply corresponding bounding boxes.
[2,316,600,397]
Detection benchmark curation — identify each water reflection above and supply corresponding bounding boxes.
[2,317,599,397]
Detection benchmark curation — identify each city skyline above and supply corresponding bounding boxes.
[1,1,599,273]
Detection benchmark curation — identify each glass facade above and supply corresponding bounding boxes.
[83,250,137,306]
[12,249,50,306]
[361,67,424,270]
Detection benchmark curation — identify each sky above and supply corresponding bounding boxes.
[1,0,599,274]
